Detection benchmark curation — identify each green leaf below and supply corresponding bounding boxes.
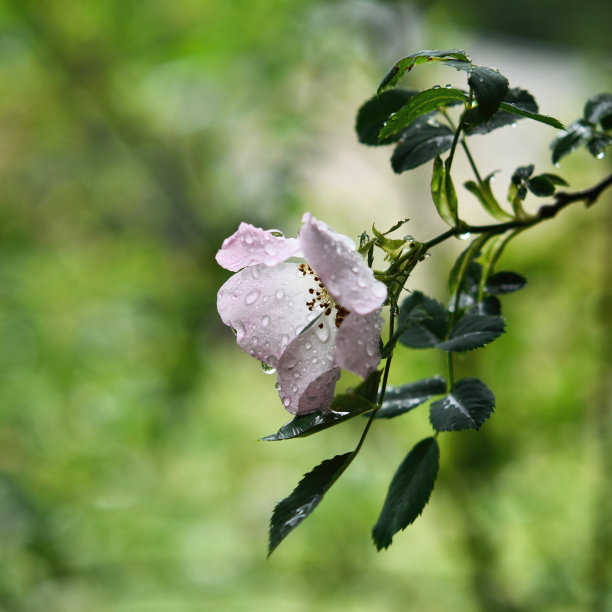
[550,120,591,164]
[464,88,538,135]
[262,371,381,441]
[586,133,612,158]
[374,377,447,419]
[398,291,449,348]
[391,117,454,173]
[584,93,612,127]
[378,88,467,141]
[377,49,471,95]
[429,378,495,432]
[269,452,353,555]
[356,89,419,145]
[372,224,409,260]
[436,313,505,351]
[498,102,564,130]
[431,155,458,226]
[464,172,513,221]
[372,437,439,550]
[527,175,555,196]
[507,165,534,217]
[468,66,509,121]
[486,271,527,294]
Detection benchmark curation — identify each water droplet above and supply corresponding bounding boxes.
[459,232,471,240]
[357,278,367,288]
[275,289,284,300]
[597,151,605,159]
[261,315,270,327]
[366,344,376,357]
[251,267,260,279]
[244,235,253,244]
[284,356,297,369]
[283,397,291,407]
[510,122,518,128]
[425,253,431,258]
[554,162,560,168]
[260,362,276,375]
[351,265,359,274]
[445,84,452,89]
[311,357,318,364]
[280,334,290,347]
[433,84,440,89]
[291,385,298,393]
[315,320,330,342]
[304,341,312,350]
[251,336,259,345]
[245,290,260,305]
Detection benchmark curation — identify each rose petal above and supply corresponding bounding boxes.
[215,222,301,271]
[335,310,384,378]
[299,213,387,315]
[217,263,321,366]
[276,314,340,414]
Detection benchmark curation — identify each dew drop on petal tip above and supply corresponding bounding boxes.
[260,362,276,375]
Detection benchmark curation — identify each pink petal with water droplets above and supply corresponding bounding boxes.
[335,310,384,378]
[217,263,320,366]
[299,213,387,315]
[276,315,340,414]
[215,222,301,271]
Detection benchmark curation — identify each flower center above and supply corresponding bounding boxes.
[298,263,349,329]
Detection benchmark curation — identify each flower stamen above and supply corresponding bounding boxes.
[298,263,349,328]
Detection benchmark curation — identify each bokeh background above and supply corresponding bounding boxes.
[1,0,611,610]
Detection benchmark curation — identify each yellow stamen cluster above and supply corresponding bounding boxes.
[298,263,349,329]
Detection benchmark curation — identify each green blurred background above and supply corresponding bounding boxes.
[0,0,611,610]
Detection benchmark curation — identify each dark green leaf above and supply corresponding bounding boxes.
[436,313,505,351]
[550,120,591,164]
[356,89,419,145]
[498,102,564,130]
[429,378,495,432]
[374,377,447,419]
[378,88,467,141]
[262,371,381,440]
[464,172,512,221]
[471,296,502,316]
[398,291,448,348]
[584,93,612,127]
[372,437,439,550]
[391,117,454,173]
[486,271,527,294]
[431,155,458,226]
[377,49,471,95]
[468,66,509,121]
[269,452,352,555]
[465,88,538,135]
[527,174,556,196]
[586,133,612,158]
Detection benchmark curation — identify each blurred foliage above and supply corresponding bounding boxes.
[0,0,610,610]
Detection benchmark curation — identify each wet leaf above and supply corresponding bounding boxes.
[436,312,505,352]
[468,66,509,121]
[431,154,458,226]
[372,437,439,550]
[398,291,448,348]
[485,271,527,294]
[378,87,466,141]
[429,378,495,432]
[356,89,419,145]
[374,377,447,419]
[391,117,454,173]
[269,452,353,555]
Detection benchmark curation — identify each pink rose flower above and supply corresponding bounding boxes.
[216,213,387,415]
